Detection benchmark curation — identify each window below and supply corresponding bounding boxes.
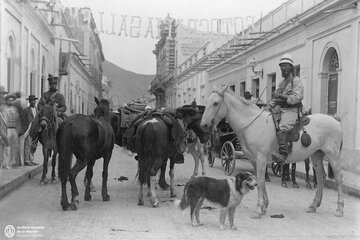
[230,84,235,93]
[252,78,259,98]
[267,73,276,101]
[240,81,246,97]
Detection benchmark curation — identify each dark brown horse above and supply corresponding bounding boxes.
[57,99,115,211]
[136,106,209,207]
[31,104,59,184]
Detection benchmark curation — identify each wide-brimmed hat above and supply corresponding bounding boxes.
[0,85,8,94]
[5,93,16,101]
[48,74,58,84]
[27,95,38,101]
[279,53,294,67]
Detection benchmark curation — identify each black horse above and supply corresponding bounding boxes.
[30,104,59,184]
[136,106,209,207]
[58,99,115,211]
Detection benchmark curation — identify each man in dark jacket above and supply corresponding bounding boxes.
[21,95,38,166]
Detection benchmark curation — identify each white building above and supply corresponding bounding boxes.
[155,0,360,174]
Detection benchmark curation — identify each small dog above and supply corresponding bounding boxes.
[175,172,257,230]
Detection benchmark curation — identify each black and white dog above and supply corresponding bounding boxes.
[175,172,257,230]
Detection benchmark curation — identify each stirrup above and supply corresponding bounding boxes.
[271,152,286,164]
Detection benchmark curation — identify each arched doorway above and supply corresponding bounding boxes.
[320,46,340,115]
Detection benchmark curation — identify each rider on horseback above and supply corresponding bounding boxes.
[37,75,67,120]
[270,53,304,164]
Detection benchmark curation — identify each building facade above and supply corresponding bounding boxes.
[153,0,360,174]
[0,0,104,115]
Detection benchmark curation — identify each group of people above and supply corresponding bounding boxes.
[0,74,67,173]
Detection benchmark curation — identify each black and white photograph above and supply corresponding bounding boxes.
[0,0,359,239]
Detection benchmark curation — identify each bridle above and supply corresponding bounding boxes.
[211,89,266,134]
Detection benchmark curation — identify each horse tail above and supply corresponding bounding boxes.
[136,123,154,185]
[57,122,73,182]
[175,182,189,210]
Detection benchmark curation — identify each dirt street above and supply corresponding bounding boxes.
[0,144,359,240]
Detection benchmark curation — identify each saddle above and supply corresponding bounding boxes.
[123,109,186,163]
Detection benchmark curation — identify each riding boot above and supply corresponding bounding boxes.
[272,131,288,164]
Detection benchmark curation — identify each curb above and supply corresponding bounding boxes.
[0,165,43,199]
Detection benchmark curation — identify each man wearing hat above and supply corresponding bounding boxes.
[21,95,39,166]
[37,74,66,119]
[269,53,304,164]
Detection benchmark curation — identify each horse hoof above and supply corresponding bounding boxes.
[138,200,144,206]
[335,211,344,217]
[69,202,77,211]
[152,200,159,207]
[102,195,111,202]
[40,180,48,185]
[158,182,169,190]
[265,177,271,182]
[51,178,59,184]
[61,201,70,211]
[306,183,312,189]
[306,206,316,213]
[84,195,92,201]
[292,183,299,189]
[170,191,176,198]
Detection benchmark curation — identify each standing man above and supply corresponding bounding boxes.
[270,53,304,164]
[0,86,9,172]
[4,93,20,168]
[21,95,39,166]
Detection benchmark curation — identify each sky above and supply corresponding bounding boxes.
[60,0,287,75]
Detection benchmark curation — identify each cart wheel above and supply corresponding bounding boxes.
[207,140,215,167]
[271,162,282,177]
[221,141,236,175]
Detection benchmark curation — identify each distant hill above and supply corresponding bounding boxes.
[102,60,155,108]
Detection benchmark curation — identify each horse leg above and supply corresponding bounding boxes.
[265,167,270,182]
[324,150,344,217]
[252,156,267,219]
[84,160,96,201]
[313,167,317,188]
[305,158,312,188]
[281,164,289,188]
[51,151,58,183]
[40,147,49,185]
[191,150,199,178]
[149,174,159,207]
[138,183,144,205]
[169,160,176,197]
[158,160,169,190]
[60,177,70,211]
[307,151,325,214]
[101,153,112,201]
[291,163,299,188]
[69,159,88,210]
[198,143,206,176]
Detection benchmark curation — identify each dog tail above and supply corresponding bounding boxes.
[174,184,189,210]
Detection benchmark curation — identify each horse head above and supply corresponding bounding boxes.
[177,105,209,143]
[38,104,56,130]
[201,85,229,132]
[94,98,110,120]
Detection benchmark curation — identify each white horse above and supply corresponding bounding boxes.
[200,85,344,218]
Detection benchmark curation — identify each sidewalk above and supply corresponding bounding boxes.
[0,147,43,199]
